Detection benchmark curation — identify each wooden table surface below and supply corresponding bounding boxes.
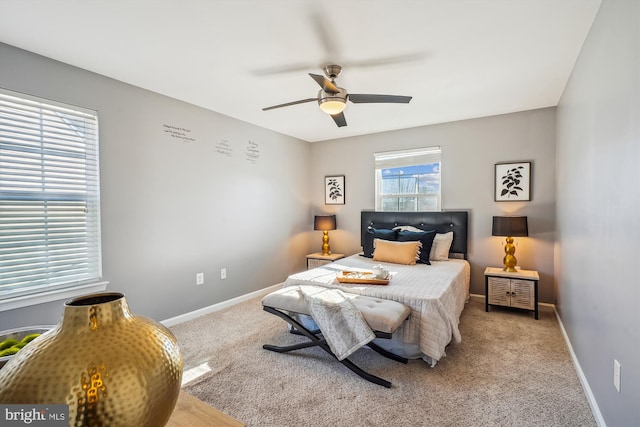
[166,391,244,427]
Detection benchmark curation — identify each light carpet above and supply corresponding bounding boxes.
[170,296,596,427]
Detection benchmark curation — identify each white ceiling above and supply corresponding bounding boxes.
[0,0,601,142]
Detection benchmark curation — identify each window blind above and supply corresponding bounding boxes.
[374,146,441,169]
[0,89,102,300]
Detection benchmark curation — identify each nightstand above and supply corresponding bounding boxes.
[306,252,345,270]
[484,267,539,319]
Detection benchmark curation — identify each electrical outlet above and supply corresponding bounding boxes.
[196,272,204,286]
[220,268,227,280]
[614,359,621,392]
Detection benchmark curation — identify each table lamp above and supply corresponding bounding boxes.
[314,215,336,255]
[492,216,528,272]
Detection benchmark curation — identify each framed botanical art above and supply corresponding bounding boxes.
[325,175,345,205]
[495,161,531,201]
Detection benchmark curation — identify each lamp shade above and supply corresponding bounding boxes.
[314,215,336,231]
[492,216,528,237]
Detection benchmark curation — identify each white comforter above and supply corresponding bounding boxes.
[283,255,470,362]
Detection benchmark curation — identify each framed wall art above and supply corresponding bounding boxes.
[325,175,345,205]
[495,161,531,201]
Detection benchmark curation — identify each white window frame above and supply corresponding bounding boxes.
[0,89,106,312]
[374,146,442,211]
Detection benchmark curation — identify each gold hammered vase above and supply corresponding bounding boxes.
[0,292,183,427]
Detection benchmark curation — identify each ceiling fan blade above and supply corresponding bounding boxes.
[310,10,340,61]
[331,112,347,127]
[252,62,315,76]
[262,98,318,111]
[309,73,339,93]
[348,94,412,104]
[252,10,340,77]
[344,52,429,69]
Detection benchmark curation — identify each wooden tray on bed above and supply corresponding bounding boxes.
[336,271,390,285]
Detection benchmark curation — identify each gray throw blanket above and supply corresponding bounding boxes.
[300,285,375,361]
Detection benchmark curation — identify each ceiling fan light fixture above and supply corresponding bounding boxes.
[318,88,347,115]
[319,99,346,115]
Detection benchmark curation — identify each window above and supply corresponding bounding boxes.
[375,147,441,211]
[0,89,104,309]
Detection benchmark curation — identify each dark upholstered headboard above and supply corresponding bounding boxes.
[360,210,469,259]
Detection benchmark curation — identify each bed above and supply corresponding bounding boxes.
[283,210,470,365]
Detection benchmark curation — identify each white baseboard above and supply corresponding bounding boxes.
[469,293,485,303]
[554,307,606,427]
[161,282,283,327]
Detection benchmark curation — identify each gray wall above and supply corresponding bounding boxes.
[309,108,557,302]
[0,43,312,328]
[2,8,637,421]
[555,0,639,425]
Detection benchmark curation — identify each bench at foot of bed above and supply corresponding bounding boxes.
[261,286,411,388]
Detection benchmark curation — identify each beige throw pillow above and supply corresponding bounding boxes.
[429,232,454,261]
[372,239,420,265]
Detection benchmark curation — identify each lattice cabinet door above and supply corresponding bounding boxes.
[510,279,535,310]
[306,253,345,270]
[488,277,511,307]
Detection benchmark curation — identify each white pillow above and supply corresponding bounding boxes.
[429,232,453,261]
[392,225,424,233]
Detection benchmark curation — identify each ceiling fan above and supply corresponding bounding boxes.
[262,64,412,127]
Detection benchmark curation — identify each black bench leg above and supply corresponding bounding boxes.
[262,306,394,388]
[367,341,408,364]
[263,340,321,353]
[336,357,392,388]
